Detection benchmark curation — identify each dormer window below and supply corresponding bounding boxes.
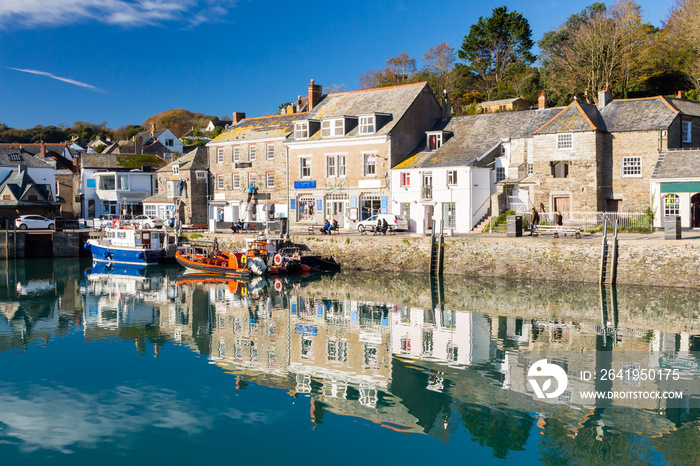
[359,116,375,135]
[427,133,443,151]
[322,119,345,137]
[295,122,309,139]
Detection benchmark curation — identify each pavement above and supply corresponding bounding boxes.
[277,227,700,246]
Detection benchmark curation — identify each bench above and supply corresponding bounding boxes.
[307,224,339,235]
[533,225,581,238]
[360,225,396,236]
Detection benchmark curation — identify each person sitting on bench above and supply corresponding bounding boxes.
[320,219,331,235]
[230,220,243,233]
[331,219,338,233]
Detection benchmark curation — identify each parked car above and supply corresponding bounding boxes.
[15,215,54,230]
[131,215,164,229]
[356,214,408,233]
[93,214,119,230]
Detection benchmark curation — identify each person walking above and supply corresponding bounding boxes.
[530,208,539,235]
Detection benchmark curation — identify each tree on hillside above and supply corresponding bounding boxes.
[661,0,700,91]
[358,52,417,89]
[539,1,654,104]
[423,42,457,93]
[457,6,536,100]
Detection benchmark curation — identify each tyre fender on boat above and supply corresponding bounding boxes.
[274,279,283,292]
[240,254,247,266]
[273,254,283,266]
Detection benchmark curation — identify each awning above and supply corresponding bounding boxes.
[660,182,700,193]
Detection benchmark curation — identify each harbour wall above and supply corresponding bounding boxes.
[213,234,700,289]
[0,231,88,259]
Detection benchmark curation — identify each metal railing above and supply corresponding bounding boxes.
[421,186,433,200]
[521,211,650,231]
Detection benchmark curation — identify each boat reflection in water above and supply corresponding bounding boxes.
[1,260,700,462]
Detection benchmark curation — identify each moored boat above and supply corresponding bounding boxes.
[84,226,179,265]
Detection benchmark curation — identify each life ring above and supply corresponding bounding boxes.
[292,252,301,261]
[241,286,247,297]
[274,254,283,266]
[240,254,247,266]
[274,280,283,292]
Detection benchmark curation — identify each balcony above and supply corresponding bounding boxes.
[421,185,433,200]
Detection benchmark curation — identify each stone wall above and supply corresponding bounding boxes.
[214,234,700,289]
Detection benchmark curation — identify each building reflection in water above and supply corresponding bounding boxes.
[1,260,699,460]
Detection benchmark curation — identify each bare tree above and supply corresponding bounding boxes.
[423,42,456,93]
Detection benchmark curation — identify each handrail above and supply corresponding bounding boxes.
[472,196,491,229]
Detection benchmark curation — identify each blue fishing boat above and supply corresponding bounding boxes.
[84,226,178,265]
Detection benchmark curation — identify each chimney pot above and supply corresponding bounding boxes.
[232,112,246,123]
[538,90,547,110]
[678,90,685,99]
[597,89,612,109]
[308,79,322,111]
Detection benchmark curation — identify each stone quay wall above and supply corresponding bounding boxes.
[213,233,700,289]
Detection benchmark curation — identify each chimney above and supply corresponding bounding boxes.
[232,112,246,123]
[150,123,156,136]
[40,140,46,158]
[442,90,451,121]
[678,90,685,99]
[538,90,547,110]
[308,79,322,111]
[597,88,612,109]
[133,135,143,155]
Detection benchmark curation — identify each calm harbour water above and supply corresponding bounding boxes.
[0,258,699,465]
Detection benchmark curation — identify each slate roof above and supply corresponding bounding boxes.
[479,97,524,106]
[0,148,54,168]
[136,129,169,140]
[80,154,167,170]
[666,97,700,117]
[535,101,605,134]
[0,143,69,157]
[142,194,174,204]
[157,147,207,173]
[653,149,700,179]
[599,97,678,132]
[395,109,561,169]
[211,113,301,143]
[0,170,54,204]
[302,82,431,140]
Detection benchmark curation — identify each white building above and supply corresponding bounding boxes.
[650,149,700,229]
[392,117,496,234]
[79,154,163,219]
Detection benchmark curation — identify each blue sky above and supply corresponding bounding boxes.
[0,0,676,130]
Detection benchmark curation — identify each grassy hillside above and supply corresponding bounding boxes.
[144,109,219,138]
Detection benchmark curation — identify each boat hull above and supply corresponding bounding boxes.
[175,250,252,276]
[86,240,165,265]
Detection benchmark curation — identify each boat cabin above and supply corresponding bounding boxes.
[104,228,167,251]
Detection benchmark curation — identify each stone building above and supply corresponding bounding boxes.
[142,147,209,226]
[206,112,297,227]
[493,90,700,223]
[286,80,442,230]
